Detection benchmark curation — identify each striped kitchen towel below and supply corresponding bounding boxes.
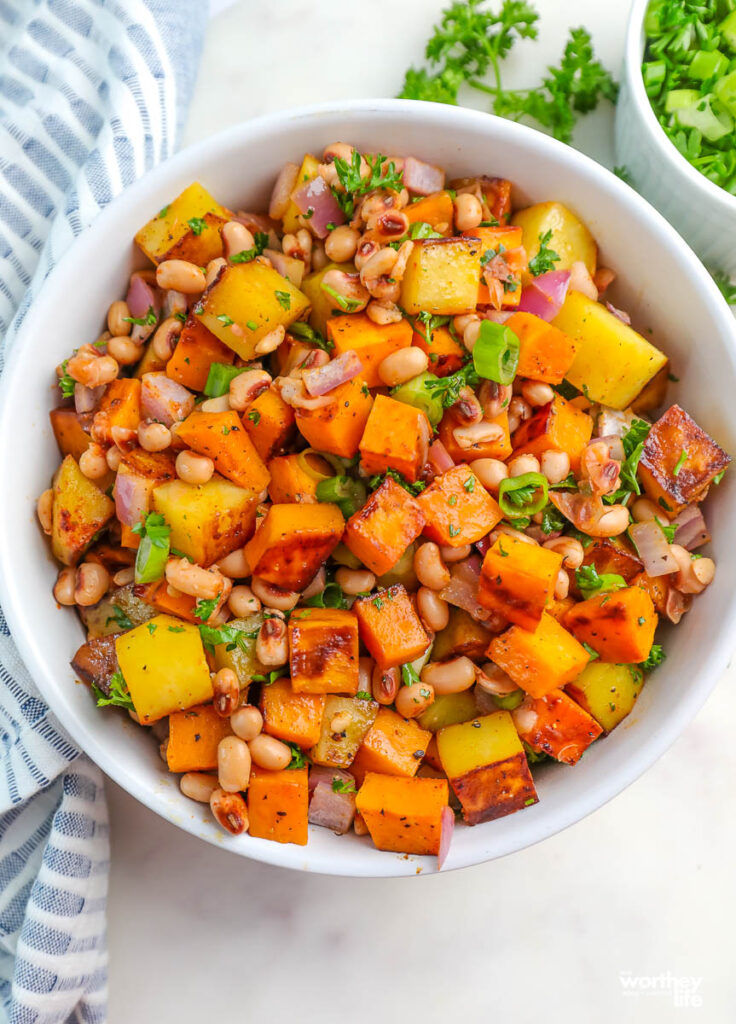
[0,1,208,1021]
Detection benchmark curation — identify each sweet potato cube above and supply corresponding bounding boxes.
[345,476,425,576]
[134,182,229,265]
[175,409,270,493]
[417,464,502,547]
[478,533,562,630]
[288,608,359,695]
[359,394,431,483]
[511,689,602,765]
[92,378,141,444]
[562,586,657,663]
[479,176,513,223]
[326,314,412,388]
[400,237,482,316]
[152,476,258,566]
[166,316,234,392]
[166,704,233,773]
[411,323,465,377]
[351,708,431,782]
[404,190,454,235]
[488,612,590,698]
[267,452,331,504]
[437,712,538,824]
[356,773,449,856]
[242,385,295,462]
[310,695,379,767]
[638,404,731,514]
[261,677,325,747]
[244,503,344,590]
[511,393,593,471]
[438,407,513,463]
[52,455,115,566]
[195,261,310,361]
[295,375,373,458]
[630,363,670,415]
[505,312,576,384]
[565,662,644,733]
[247,766,308,846]
[354,585,429,668]
[139,579,197,623]
[49,408,92,461]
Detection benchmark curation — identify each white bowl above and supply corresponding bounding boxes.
[616,0,736,275]
[2,99,735,877]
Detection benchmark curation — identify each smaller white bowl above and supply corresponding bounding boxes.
[616,0,736,276]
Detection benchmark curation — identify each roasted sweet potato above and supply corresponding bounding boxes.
[411,323,466,377]
[505,312,576,384]
[431,607,493,662]
[400,237,482,316]
[351,708,431,783]
[478,533,563,630]
[167,704,233,772]
[139,579,197,623]
[309,695,379,767]
[175,410,270,493]
[244,503,344,590]
[630,363,669,415]
[247,766,308,846]
[417,464,502,547]
[242,385,295,462]
[354,585,429,668]
[562,586,657,663]
[345,476,425,576]
[261,677,326,747]
[135,182,229,265]
[92,378,141,444]
[288,608,359,695]
[267,451,332,504]
[153,476,259,566]
[565,662,644,733]
[638,404,731,514]
[326,314,412,388]
[52,455,115,566]
[511,689,603,765]
[438,407,513,463]
[404,190,454,235]
[576,537,643,591]
[359,394,431,484]
[511,393,593,471]
[488,612,590,698]
[356,773,449,856]
[295,375,373,458]
[166,316,234,392]
[49,407,92,461]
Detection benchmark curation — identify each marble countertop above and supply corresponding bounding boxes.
[107,2,736,1020]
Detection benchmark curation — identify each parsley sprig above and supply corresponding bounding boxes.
[92,671,134,711]
[603,419,651,505]
[528,229,561,276]
[575,565,627,600]
[424,361,479,408]
[331,152,404,218]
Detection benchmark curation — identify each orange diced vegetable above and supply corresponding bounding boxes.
[488,612,590,698]
[511,689,603,765]
[356,773,449,856]
[166,316,234,392]
[562,586,657,663]
[404,190,455,235]
[359,394,431,484]
[417,464,502,547]
[438,407,513,463]
[175,409,270,493]
[505,312,576,384]
[267,451,332,504]
[511,393,593,471]
[481,176,513,223]
[351,708,431,782]
[247,766,308,846]
[411,323,466,377]
[577,537,643,589]
[244,503,344,590]
[261,677,326,747]
[353,584,429,668]
[139,579,198,623]
[92,378,141,444]
[345,476,425,576]
[166,704,233,772]
[326,314,412,388]
[242,385,295,462]
[295,375,373,458]
[478,533,563,630]
[49,408,92,461]
[465,226,526,307]
[638,404,731,514]
[288,608,359,695]
[632,571,668,616]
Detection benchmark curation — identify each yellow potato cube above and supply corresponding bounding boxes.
[400,238,482,316]
[301,262,354,337]
[52,455,115,566]
[553,291,668,409]
[152,476,258,566]
[565,662,644,733]
[195,262,310,360]
[134,183,229,266]
[282,153,320,234]
[309,695,379,767]
[115,615,213,723]
[512,200,597,274]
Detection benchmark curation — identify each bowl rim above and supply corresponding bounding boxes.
[624,0,736,214]
[2,97,736,876]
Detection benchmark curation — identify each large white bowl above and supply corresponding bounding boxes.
[2,99,735,877]
[616,0,736,275]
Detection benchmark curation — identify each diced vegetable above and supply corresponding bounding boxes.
[359,394,431,483]
[404,190,454,235]
[438,407,513,463]
[390,372,445,427]
[261,677,326,747]
[51,455,115,566]
[512,201,597,274]
[78,583,155,639]
[417,464,502,547]
[511,392,593,471]
[511,689,602,765]
[466,225,526,306]
[326,313,412,388]
[175,410,270,493]
[92,378,141,444]
[166,704,233,772]
[411,323,466,377]
[241,385,295,462]
[488,612,590,698]
[562,586,657,663]
[295,375,373,458]
[400,237,482,316]
[418,690,477,732]
[577,537,643,589]
[167,316,234,393]
[308,767,357,834]
[565,662,644,733]
[212,613,266,690]
[351,708,431,782]
[431,607,493,662]
[300,261,353,336]
[152,476,258,565]
[505,311,576,383]
[113,448,176,531]
[288,608,360,694]
[356,773,449,855]
[247,766,308,846]
[478,533,563,630]
[345,476,425,576]
[310,695,379,767]
[267,451,332,504]
[71,634,119,690]
[630,363,669,415]
[354,585,430,668]
[244,503,344,590]
[49,407,94,461]
[135,183,229,265]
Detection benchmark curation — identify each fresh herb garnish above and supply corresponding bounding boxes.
[424,361,479,408]
[331,151,404,218]
[368,468,426,496]
[582,641,600,662]
[198,622,253,654]
[401,663,422,687]
[303,581,349,610]
[252,666,290,685]
[285,742,309,769]
[331,777,357,794]
[106,605,134,631]
[132,512,171,585]
[123,306,157,327]
[575,564,627,600]
[187,217,208,236]
[640,643,665,673]
[275,290,291,310]
[230,231,269,263]
[528,229,561,276]
[604,418,651,504]
[194,597,219,622]
[92,671,134,711]
[287,320,334,352]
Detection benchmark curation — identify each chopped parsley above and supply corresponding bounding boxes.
[230,231,269,263]
[575,564,626,600]
[92,671,134,711]
[640,643,665,673]
[187,217,208,236]
[275,290,291,310]
[368,468,426,496]
[331,151,404,218]
[331,777,357,794]
[106,605,134,631]
[285,742,309,770]
[123,306,157,327]
[194,597,219,622]
[528,229,561,276]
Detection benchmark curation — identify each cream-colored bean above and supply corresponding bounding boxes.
[631,497,660,522]
[255,616,289,666]
[335,567,376,596]
[366,299,403,325]
[37,489,53,534]
[205,257,227,289]
[414,542,451,591]
[74,562,110,606]
[222,221,255,261]
[213,668,240,717]
[228,369,271,412]
[358,657,374,695]
[79,444,109,480]
[453,192,483,231]
[250,576,299,611]
[439,543,472,563]
[670,544,716,594]
[152,317,182,362]
[320,268,370,310]
[520,380,554,407]
[359,245,401,301]
[107,335,142,367]
[372,664,400,705]
[200,395,231,413]
[217,547,249,579]
[468,458,509,494]
[209,788,249,834]
[248,734,292,771]
[421,656,476,695]
[354,236,381,273]
[542,536,584,569]
[395,682,435,719]
[508,454,541,477]
[106,445,122,472]
[452,420,504,449]
[377,347,428,387]
[176,450,214,484]
[310,239,328,273]
[452,386,483,426]
[254,324,286,357]
[158,738,169,763]
[325,225,360,262]
[301,567,326,601]
[228,585,260,617]
[65,347,119,388]
[217,735,252,793]
[353,812,369,836]
[476,662,518,696]
[155,259,206,294]
[112,567,135,587]
[230,705,263,742]
[540,450,571,485]
[269,161,300,219]
[596,506,631,536]
[453,314,479,337]
[138,420,171,452]
[165,557,225,600]
[180,772,219,803]
[507,395,532,434]
[416,587,450,632]
[53,567,77,606]
[107,300,131,337]
[554,568,570,600]
[489,523,538,546]
[462,318,481,352]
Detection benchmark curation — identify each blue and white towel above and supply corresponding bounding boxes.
[0,2,208,1020]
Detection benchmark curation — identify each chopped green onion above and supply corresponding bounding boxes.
[133,512,171,584]
[472,320,520,386]
[492,689,524,711]
[315,475,367,518]
[390,371,444,426]
[204,362,246,398]
[498,472,548,519]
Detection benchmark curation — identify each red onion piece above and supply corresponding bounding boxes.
[673,505,710,551]
[126,274,157,319]
[476,535,491,557]
[141,373,195,426]
[568,260,598,300]
[264,249,305,288]
[594,434,626,462]
[74,383,104,413]
[606,301,631,325]
[291,176,345,238]
[438,806,455,871]
[113,471,152,528]
[518,270,570,322]
[525,525,561,543]
[440,558,491,623]
[427,439,455,476]
[548,491,618,538]
[308,767,356,835]
[403,156,445,196]
[629,520,679,577]
[597,407,635,440]
[303,351,363,397]
[481,310,513,324]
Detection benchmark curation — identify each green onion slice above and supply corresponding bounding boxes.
[203,362,246,398]
[315,475,367,518]
[472,320,520,386]
[498,472,549,519]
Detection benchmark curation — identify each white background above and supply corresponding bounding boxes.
[107,2,736,1021]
